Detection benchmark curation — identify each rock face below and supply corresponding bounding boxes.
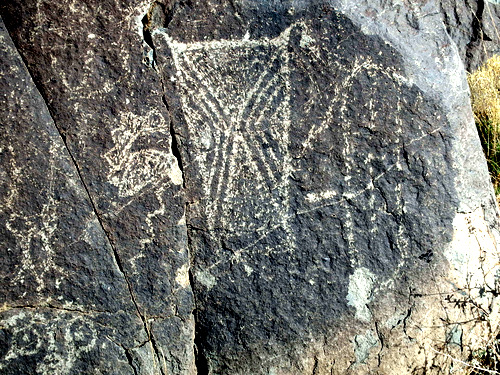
[0,18,146,374]
[0,2,195,374]
[439,0,500,71]
[1,1,500,374]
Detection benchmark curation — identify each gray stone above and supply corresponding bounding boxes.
[155,1,500,373]
[0,1,195,373]
[439,0,500,71]
[1,0,500,374]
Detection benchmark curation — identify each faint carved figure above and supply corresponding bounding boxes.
[104,110,182,198]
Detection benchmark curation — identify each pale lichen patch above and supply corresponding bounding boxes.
[353,329,379,364]
[176,263,190,288]
[196,269,217,290]
[299,32,314,48]
[346,267,376,322]
[305,189,337,203]
[243,264,254,276]
[444,208,500,323]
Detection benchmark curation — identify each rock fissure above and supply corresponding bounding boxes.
[59,133,165,372]
[0,303,107,316]
[163,71,203,375]
[469,0,488,44]
[168,106,185,186]
[124,347,140,375]
[102,335,141,375]
[311,356,319,375]
[148,333,167,375]
[141,2,200,373]
[1,1,499,373]
[374,322,384,367]
[403,305,415,340]
[464,0,494,71]
[188,253,205,375]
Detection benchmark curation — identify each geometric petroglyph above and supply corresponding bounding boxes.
[156,22,386,226]
[5,143,66,297]
[104,109,187,280]
[0,310,98,374]
[159,26,294,236]
[158,20,438,271]
[104,110,183,198]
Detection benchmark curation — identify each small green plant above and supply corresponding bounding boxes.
[468,55,500,195]
[468,343,500,374]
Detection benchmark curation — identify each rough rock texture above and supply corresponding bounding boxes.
[1,0,500,374]
[154,1,500,373]
[439,0,500,71]
[0,2,195,374]
[0,17,145,374]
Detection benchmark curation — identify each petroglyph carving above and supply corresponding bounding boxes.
[158,21,444,271]
[159,25,294,235]
[0,311,98,373]
[5,143,66,297]
[104,110,182,198]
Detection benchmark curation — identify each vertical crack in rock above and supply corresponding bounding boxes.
[167,97,185,186]
[470,0,486,43]
[2,23,165,373]
[374,322,384,367]
[142,2,200,373]
[311,356,319,375]
[124,346,140,375]
[142,1,177,70]
[465,0,491,70]
[186,237,208,374]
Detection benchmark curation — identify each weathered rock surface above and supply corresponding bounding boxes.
[0,17,145,374]
[1,0,500,374]
[439,0,500,71]
[0,1,195,374]
[155,1,500,373]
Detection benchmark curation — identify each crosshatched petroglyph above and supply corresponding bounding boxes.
[159,25,294,234]
[156,9,456,369]
[157,23,300,273]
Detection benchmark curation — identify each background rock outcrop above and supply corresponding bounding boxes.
[440,0,500,71]
[1,0,500,374]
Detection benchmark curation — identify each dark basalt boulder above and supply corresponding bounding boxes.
[1,0,499,374]
[0,3,195,375]
[0,17,146,374]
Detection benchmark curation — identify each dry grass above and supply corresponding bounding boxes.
[468,55,500,194]
[465,55,500,374]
